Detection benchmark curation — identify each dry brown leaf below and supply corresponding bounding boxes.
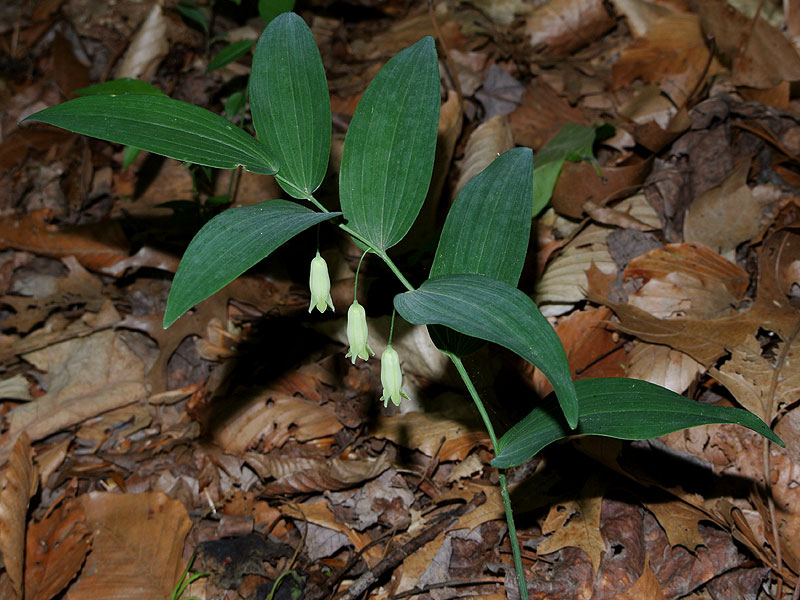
[66,492,191,600]
[626,342,703,394]
[529,307,626,398]
[397,483,504,593]
[610,553,667,600]
[535,224,617,316]
[537,476,606,574]
[0,211,129,271]
[0,434,36,600]
[25,499,91,600]
[452,115,514,200]
[613,12,722,107]
[525,0,615,55]
[114,3,168,80]
[683,163,781,257]
[552,157,653,219]
[212,391,343,454]
[0,257,105,333]
[711,333,800,420]
[280,499,380,564]
[244,450,391,494]
[369,400,488,461]
[699,0,800,89]
[590,230,800,368]
[643,499,706,552]
[609,0,678,37]
[625,243,749,300]
[2,306,149,458]
[510,79,589,150]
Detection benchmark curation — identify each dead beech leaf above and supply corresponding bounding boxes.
[643,500,706,552]
[699,0,800,89]
[590,230,800,368]
[114,3,168,80]
[525,0,615,56]
[452,114,514,200]
[537,475,606,574]
[627,342,703,395]
[0,434,36,600]
[66,492,191,600]
[612,12,722,107]
[529,307,626,398]
[244,451,391,494]
[0,211,129,271]
[25,499,91,600]
[535,224,617,316]
[3,311,149,455]
[369,398,488,461]
[211,391,343,455]
[683,163,781,257]
[624,243,749,301]
[608,0,677,37]
[552,157,653,219]
[1,257,105,334]
[281,499,381,564]
[510,79,589,150]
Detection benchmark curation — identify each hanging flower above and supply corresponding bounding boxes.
[345,300,374,364]
[308,251,334,313]
[379,344,408,407]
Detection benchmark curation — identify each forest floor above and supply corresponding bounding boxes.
[2,0,800,599]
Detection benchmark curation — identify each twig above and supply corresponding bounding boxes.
[333,493,486,600]
[391,578,502,599]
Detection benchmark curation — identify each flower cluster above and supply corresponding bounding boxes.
[309,252,407,406]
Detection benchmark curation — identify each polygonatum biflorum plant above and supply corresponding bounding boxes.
[25,12,784,598]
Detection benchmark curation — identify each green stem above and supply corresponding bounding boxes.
[447,353,529,600]
[303,193,415,292]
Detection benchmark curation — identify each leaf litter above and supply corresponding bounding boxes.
[3,0,800,598]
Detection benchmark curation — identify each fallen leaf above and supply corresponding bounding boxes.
[211,390,343,455]
[3,305,150,457]
[537,475,606,574]
[642,499,706,552]
[610,552,667,600]
[626,341,703,394]
[525,0,615,55]
[66,492,191,600]
[114,3,168,80]
[452,115,514,200]
[613,12,722,107]
[0,211,129,271]
[0,434,36,600]
[510,79,590,150]
[245,450,391,494]
[699,0,800,89]
[529,306,626,398]
[683,163,781,258]
[369,396,488,461]
[25,498,91,600]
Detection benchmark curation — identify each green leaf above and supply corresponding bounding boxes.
[25,94,278,175]
[428,147,533,356]
[122,145,141,169]
[394,274,578,428]
[250,12,330,198]
[177,2,209,32]
[340,36,439,252]
[258,0,295,25]
[492,377,785,468]
[75,78,166,96]
[532,123,597,216]
[207,39,254,73]
[164,200,340,327]
[224,91,246,120]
